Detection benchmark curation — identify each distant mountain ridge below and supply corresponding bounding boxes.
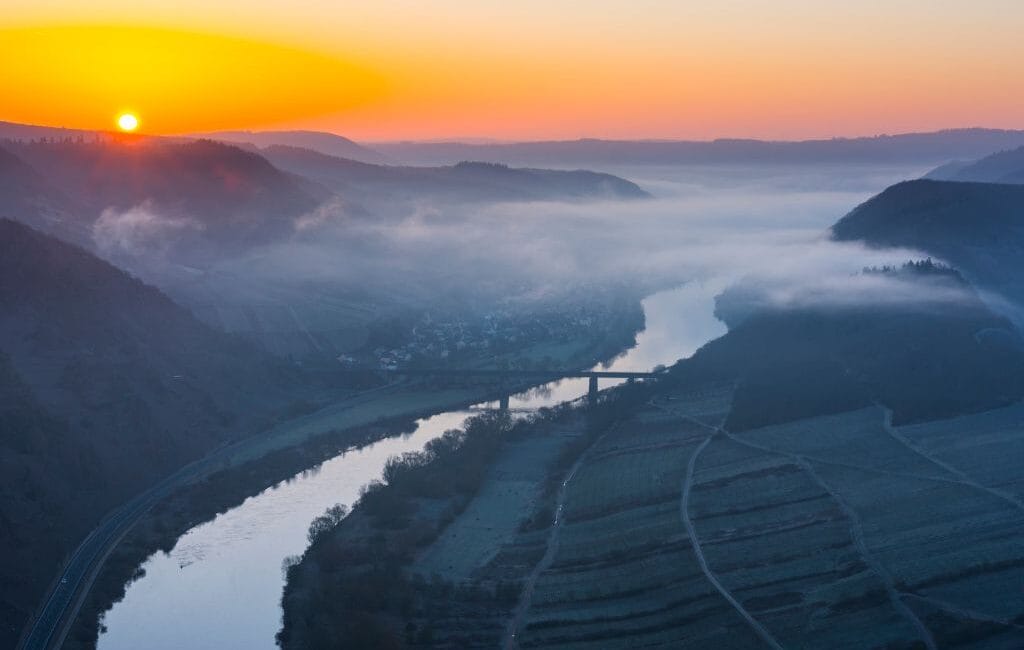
[260,145,650,205]
[373,128,1024,166]
[192,129,392,165]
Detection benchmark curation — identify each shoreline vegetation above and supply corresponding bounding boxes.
[63,297,646,649]
[278,379,655,649]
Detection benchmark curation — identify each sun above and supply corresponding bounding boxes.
[117,113,139,132]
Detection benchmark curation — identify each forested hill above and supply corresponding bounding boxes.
[0,143,86,244]
[925,145,1024,184]
[675,261,1024,430]
[831,179,1024,308]
[0,219,302,646]
[3,138,329,263]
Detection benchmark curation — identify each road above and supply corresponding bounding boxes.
[19,362,645,648]
[17,380,439,650]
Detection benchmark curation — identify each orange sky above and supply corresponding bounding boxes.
[2,2,1023,141]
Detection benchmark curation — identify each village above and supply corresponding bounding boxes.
[339,291,642,371]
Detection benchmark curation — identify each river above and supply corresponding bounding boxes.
[96,281,727,650]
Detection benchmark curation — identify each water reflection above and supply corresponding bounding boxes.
[97,282,725,650]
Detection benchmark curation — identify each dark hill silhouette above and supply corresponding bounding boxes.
[831,179,1024,309]
[924,145,1024,184]
[0,219,302,645]
[260,145,649,206]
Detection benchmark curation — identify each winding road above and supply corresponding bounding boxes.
[18,381,418,650]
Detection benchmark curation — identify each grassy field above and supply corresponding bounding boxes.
[414,429,578,580]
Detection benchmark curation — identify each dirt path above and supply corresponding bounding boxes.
[904,592,1024,631]
[797,459,938,650]
[715,424,938,649]
[501,423,619,650]
[680,428,785,650]
[880,406,1024,512]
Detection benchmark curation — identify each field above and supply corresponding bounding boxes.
[414,429,578,580]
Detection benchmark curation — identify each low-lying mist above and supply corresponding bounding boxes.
[235,163,928,299]
[102,161,952,331]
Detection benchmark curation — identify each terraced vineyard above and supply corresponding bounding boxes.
[504,386,770,649]
[285,382,1024,649]
[478,389,1024,649]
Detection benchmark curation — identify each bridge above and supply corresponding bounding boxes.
[388,368,664,406]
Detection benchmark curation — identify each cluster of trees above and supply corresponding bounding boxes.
[357,410,515,529]
[307,504,349,545]
[861,257,962,279]
[278,410,522,649]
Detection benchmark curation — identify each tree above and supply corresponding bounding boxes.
[307,503,349,545]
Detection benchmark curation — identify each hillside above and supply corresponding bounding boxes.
[279,265,1024,649]
[692,263,1024,429]
[831,179,1024,309]
[259,145,650,206]
[0,219,303,646]
[0,144,88,244]
[3,138,331,264]
[925,145,1024,184]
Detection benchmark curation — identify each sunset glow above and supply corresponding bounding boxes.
[2,2,1024,139]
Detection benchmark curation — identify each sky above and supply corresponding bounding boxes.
[3,1,1023,141]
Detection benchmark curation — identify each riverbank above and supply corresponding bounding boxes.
[66,296,647,649]
[278,381,654,649]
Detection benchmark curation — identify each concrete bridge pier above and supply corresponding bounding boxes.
[499,394,510,411]
[588,376,599,404]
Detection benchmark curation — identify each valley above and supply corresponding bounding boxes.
[4,115,1024,650]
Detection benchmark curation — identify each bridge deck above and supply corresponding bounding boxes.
[390,368,660,379]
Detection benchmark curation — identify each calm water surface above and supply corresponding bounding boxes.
[97,282,726,650]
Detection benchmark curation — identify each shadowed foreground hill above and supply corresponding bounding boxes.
[831,179,1024,309]
[0,219,302,647]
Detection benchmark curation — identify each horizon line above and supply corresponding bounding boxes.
[3,118,1024,147]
